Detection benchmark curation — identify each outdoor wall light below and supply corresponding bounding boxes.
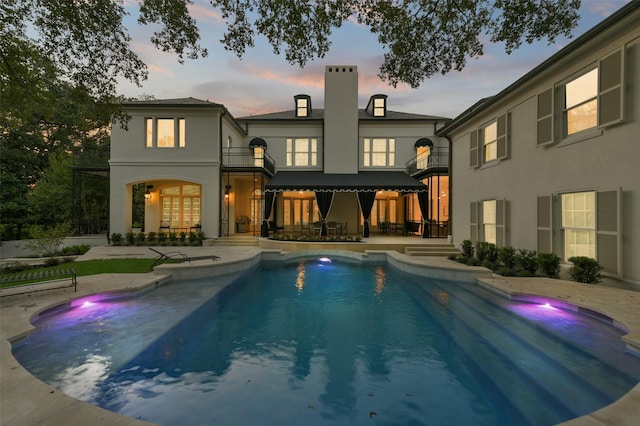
[225,185,231,200]
[145,185,154,202]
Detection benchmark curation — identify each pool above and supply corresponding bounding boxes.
[12,256,640,425]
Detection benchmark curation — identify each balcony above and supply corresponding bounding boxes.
[222,147,275,176]
[406,147,449,177]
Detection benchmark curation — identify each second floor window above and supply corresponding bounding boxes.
[146,118,185,148]
[286,138,317,166]
[482,121,497,162]
[364,138,395,166]
[564,68,598,136]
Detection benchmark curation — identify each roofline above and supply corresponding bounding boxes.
[239,109,450,122]
[438,0,640,136]
[122,101,225,109]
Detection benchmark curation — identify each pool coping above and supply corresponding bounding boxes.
[1,248,639,426]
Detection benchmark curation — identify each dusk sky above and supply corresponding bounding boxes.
[117,0,631,119]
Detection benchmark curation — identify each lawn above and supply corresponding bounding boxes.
[0,258,159,288]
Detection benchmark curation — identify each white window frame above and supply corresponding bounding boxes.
[296,98,309,117]
[561,191,596,260]
[563,67,598,137]
[363,138,395,167]
[482,200,497,244]
[146,117,186,148]
[482,121,498,163]
[286,138,317,166]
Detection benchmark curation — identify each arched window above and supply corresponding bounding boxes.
[415,138,433,169]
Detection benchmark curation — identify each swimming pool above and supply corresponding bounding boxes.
[12,256,640,425]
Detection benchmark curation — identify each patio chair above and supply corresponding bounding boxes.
[149,247,221,266]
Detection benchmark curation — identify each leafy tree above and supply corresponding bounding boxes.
[27,155,73,227]
[212,0,581,87]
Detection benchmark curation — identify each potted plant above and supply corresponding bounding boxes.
[132,222,142,233]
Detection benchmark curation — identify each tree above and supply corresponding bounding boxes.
[2,0,581,98]
[212,0,581,87]
[27,155,74,227]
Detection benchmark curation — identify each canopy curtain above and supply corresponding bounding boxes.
[357,191,376,238]
[417,191,430,238]
[314,191,334,236]
[260,191,276,237]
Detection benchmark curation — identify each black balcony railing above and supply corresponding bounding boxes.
[406,147,449,176]
[222,148,275,175]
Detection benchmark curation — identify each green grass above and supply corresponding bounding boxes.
[1,258,160,288]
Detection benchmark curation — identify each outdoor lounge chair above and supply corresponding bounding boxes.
[149,247,221,266]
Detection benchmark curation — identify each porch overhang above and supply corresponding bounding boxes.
[264,171,428,192]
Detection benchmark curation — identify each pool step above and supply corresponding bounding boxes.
[404,281,630,424]
[404,244,460,257]
[208,236,259,247]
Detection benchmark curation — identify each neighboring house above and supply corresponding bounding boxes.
[110,66,450,240]
[439,1,640,283]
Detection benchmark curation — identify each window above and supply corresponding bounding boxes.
[562,192,595,259]
[146,118,186,148]
[538,189,621,276]
[416,146,430,169]
[367,94,387,117]
[286,138,317,166]
[482,121,498,162]
[470,114,508,168]
[564,68,598,135]
[373,97,385,117]
[294,94,312,117]
[297,98,308,117]
[537,48,624,146]
[471,199,506,247]
[253,147,264,167]
[363,138,395,166]
[482,200,497,244]
[160,184,200,229]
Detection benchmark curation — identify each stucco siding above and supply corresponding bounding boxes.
[448,22,640,283]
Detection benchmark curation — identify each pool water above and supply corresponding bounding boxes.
[13,258,640,426]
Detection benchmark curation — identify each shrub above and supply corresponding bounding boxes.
[466,257,480,266]
[568,256,603,284]
[538,253,561,278]
[111,233,123,245]
[498,246,517,269]
[460,240,474,260]
[1,262,33,274]
[24,222,71,257]
[44,257,61,267]
[188,231,198,244]
[146,232,156,243]
[179,232,186,242]
[59,244,91,255]
[196,231,205,244]
[515,249,538,276]
[125,232,135,245]
[135,232,146,244]
[158,232,167,243]
[169,232,177,242]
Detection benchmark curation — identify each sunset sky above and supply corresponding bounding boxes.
[117,0,631,119]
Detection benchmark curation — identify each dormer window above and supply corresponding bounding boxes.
[366,94,387,117]
[294,94,312,117]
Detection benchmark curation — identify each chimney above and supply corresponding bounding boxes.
[323,66,358,174]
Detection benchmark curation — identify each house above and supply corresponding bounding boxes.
[438,1,640,284]
[110,66,450,241]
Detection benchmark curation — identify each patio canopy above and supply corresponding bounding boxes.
[264,171,428,192]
